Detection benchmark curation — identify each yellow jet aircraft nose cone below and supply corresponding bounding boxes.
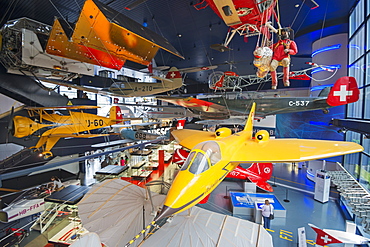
[154,205,179,221]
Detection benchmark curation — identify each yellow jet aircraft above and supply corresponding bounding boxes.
[12,105,133,159]
[155,102,364,220]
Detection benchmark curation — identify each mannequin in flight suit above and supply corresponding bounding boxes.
[270,28,298,89]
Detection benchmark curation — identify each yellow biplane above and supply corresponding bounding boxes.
[12,105,132,159]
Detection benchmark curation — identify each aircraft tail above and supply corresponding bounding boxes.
[109,106,123,123]
[247,163,273,181]
[176,119,186,129]
[326,76,359,106]
[308,224,342,246]
[227,163,274,192]
[165,67,182,87]
[243,102,256,139]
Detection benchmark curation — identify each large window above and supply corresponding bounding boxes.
[348,26,365,65]
[348,57,364,118]
[349,0,364,37]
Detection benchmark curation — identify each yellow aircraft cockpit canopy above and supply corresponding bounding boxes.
[181,141,222,175]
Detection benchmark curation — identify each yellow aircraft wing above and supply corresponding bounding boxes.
[171,129,364,162]
[25,106,100,110]
[232,139,364,163]
[171,129,216,150]
[41,133,116,138]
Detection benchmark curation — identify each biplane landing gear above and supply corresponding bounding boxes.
[41,151,53,160]
[210,44,232,52]
[29,147,39,153]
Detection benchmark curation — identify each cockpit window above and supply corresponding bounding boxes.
[189,152,209,175]
[193,141,222,166]
[181,151,195,171]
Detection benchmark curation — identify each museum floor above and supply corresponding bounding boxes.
[19,158,353,247]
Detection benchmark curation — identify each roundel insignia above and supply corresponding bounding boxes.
[264,167,271,173]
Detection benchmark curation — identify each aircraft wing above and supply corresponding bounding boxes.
[25,105,100,110]
[232,139,363,163]
[158,96,243,118]
[44,133,117,138]
[171,129,217,150]
[171,129,363,162]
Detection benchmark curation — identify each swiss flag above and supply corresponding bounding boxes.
[326,76,359,106]
[311,226,342,246]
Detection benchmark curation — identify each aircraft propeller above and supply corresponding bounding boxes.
[5,106,15,144]
[125,0,148,10]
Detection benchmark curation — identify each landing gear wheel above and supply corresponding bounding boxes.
[42,151,53,160]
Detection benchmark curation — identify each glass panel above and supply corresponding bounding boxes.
[365,53,370,119]
[348,26,365,64]
[367,18,370,52]
[181,151,195,171]
[194,141,222,166]
[359,137,370,190]
[344,132,362,179]
[349,0,364,38]
[347,57,364,118]
[189,152,210,175]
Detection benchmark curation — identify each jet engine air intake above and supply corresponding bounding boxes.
[215,127,232,138]
[255,130,269,142]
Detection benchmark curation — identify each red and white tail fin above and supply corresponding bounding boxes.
[176,119,186,129]
[308,224,343,246]
[172,148,190,166]
[226,163,274,192]
[326,76,360,106]
[165,67,182,86]
[109,106,123,123]
[247,163,273,181]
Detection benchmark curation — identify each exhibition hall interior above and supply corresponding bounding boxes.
[0,0,369,246]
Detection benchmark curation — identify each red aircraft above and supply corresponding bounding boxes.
[172,148,274,192]
[194,0,277,51]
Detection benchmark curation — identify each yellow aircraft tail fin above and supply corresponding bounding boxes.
[243,102,256,138]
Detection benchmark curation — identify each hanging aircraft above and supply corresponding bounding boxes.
[194,0,277,52]
[172,148,274,191]
[153,102,363,221]
[43,67,183,98]
[208,62,335,91]
[0,0,183,79]
[11,105,135,159]
[309,223,370,246]
[158,76,359,120]
[119,122,173,142]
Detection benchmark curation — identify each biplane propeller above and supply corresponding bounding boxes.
[12,105,135,159]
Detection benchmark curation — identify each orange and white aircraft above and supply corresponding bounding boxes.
[154,102,363,220]
[12,105,134,159]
